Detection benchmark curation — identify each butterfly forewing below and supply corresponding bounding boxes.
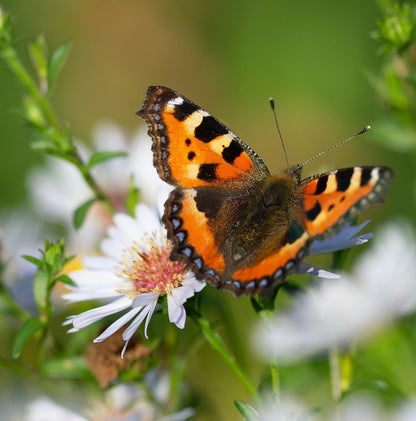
[138,86,270,189]
[301,166,394,238]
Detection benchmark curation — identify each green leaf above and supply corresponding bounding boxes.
[22,254,43,268]
[30,139,56,151]
[73,197,97,229]
[33,269,48,312]
[47,41,71,95]
[234,400,260,421]
[54,274,74,286]
[43,239,68,274]
[22,95,46,127]
[125,179,140,217]
[28,34,48,93]
[12,318,44,358]
[85,150,127,170]
[41,357,90,379]
[371,120,416,152]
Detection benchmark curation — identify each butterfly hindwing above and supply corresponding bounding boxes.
[301,166,394,238]
[163,186,250,287]
[138,86,270,188]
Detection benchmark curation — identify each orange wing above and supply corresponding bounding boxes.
[227,231,311,296]
[301,166,394,238]
[137,86,270,188]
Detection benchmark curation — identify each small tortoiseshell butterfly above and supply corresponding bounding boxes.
[137,86,393,296]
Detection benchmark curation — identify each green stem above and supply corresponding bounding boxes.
[195,316,258,399]
[329,346,342,402]
[170,357,186,411]
[1,43,115,216]
[1,47,63,134]
[258,306,280,397]
[0,355,33,377]
[72,151,115,216]
[270,364,280,397]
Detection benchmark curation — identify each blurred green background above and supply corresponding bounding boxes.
[0,1,408,420]
[1,0,402,208]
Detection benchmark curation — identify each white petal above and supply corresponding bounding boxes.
[144,296,158,338]
[170,279,205,306]
[92,121,127,151]
[167,294,186,329]
[100,237,121,260]
[25,396,87,421]
[169,286,192,307]
[122,306,153,342]
[82,255,116,271]
[156,185,173,217]
[68,269,119,290]
[94,307,141,342]
[113,213,144,245]
[296,263,341,279]
[157,407,195,421]
[311,221,372,255]
[62,287,121,302]
[129,129,172,205]
[132,292,159,308]
[68,296,132,330]
[120,302,157,357]
[66,327,79,333]
[63,316,75,326]
[134,204,161,235]
[181,275,205,292]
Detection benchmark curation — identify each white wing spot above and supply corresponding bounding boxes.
[371,167,379,182]
[168,97,184,106]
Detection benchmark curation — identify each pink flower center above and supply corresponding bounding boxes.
[117,233,186,295]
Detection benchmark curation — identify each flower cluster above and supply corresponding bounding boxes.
[63,204,205,357]
[255,222,416,362]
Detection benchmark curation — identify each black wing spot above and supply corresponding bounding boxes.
[197,163,218,182]
[284,220,305,244]
[306,201,322,221]
[360,167,372,186]
[328,203,335,211]
[315,175,328,195]
[173,101,199,121]
[195,116,228,143]
[185,138,191,146]
[222,140,244,164]
[188,151,196,161]
[336,168,354,192]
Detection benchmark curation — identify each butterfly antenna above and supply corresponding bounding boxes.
[269,98,290,169]
[300,125,371,168]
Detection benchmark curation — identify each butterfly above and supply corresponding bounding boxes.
[137,86,394,296]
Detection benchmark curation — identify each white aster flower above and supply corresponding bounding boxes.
[255,221,416,362]
[27,121,169,252]
[0,209,46,311]
[243,395,309,421]
[24,384,194,421]
[128,126,172,206]
[63,204,205,357]
[337,394,416,421]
